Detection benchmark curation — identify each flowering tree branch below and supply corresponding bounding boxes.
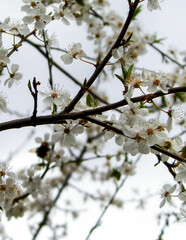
[25,38,109,105]
[0,86,185,132]
[62,0,141,113]
[0,0,186,239]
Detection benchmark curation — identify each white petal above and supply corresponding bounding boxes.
[60,54,73,64]
[11,64,19,73]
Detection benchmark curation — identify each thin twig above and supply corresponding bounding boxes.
[149,43,186,69]
[32,143,88,240]
[42,31,54,89]
[85,156,141,240]
[28,77,40,120]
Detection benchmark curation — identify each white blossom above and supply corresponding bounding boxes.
[142,71,168,94]
[43,31,59,52]
[112,46,133,67]
[0,162,16,180]
[40,85,71,110]
[175,164,186,183]
[0,164,19,210]
[52,121,84,147]
[4,64,22,88]
[22,3,52,30]
[53,4,75,25]
[92,0,110,8]
[180,206,186,218]
[147,0,161,11]
[159,184,177,208]
[0,48,10,64]
[60,43,86,64]
[21,166,42,198]
[0,92,7,113]
[119,162,136,176]
[1,17,30,36]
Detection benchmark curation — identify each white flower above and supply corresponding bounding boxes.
[0,48,10,64]
[2,17,30,36]
[166,105,183,132]
[4,64,22,88]
[112,46,133,67]
[43,31,59,52]
[119,162,136,176]
[175,164,186,183]
[119,98,148,127]
[159,184,176,208]
[160,136,183,162]
[53,4,75,25]
[0,162,16,180]
[40,85,71,110]
[87,23,106,45]
[92,0,110,8]
[21,166,42,198]
[22,4,52,30]
[6,201,26,220]
[112,46,134,67]
[60,43,86,65]
[180,206,186,218]
[147,0,161,11]
[142,72,168,94]
[0,178,19,209]
[0,92,7,113]
[52,121,84,147]
[21,0,43,14]
[178,191,186,202]
[140,119,167,146]
[123,135,150,155]
[50,149,69,166]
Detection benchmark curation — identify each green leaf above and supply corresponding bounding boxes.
[28,80,32,92]
[153,35,166,44]
[127,64,134,77]
[121,63,134,79]
[86,93,92,107]
[75,0,85,6]
[121,63,128,79]
[125,32,133,44]
[132,5,142,20]
[86,93,98,107]
[173,92,185,103]
[115,74,124,84]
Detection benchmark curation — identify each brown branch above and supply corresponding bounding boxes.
[0,86,185,132]
[28,77,40,120]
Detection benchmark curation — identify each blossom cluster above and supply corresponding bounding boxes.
[0,162,19,210]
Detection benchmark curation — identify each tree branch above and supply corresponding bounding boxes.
[0,86,185,132]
